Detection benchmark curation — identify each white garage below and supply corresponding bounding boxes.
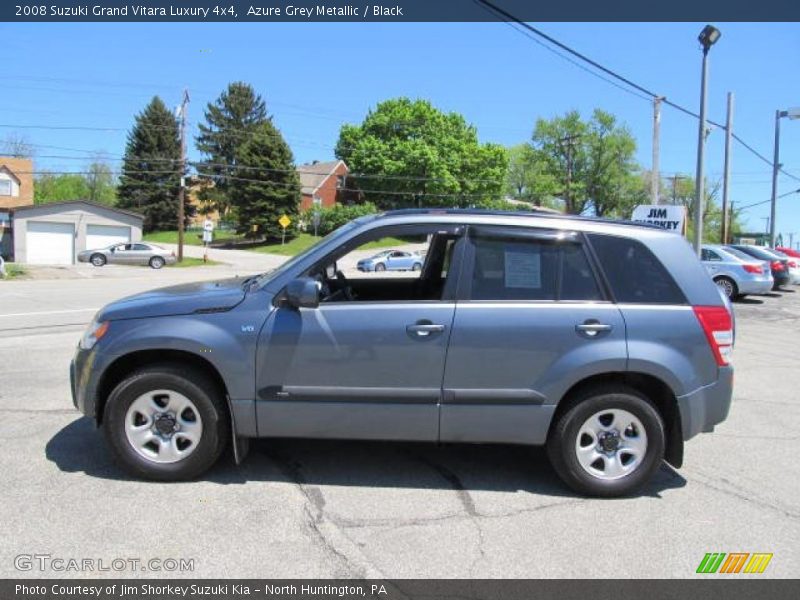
[11,200,143,265]
[25,221,75,265]
[86,224,131,250]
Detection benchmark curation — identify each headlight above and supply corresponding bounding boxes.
[79,320,110,350]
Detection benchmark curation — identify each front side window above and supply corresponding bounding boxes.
[467,233,602,302]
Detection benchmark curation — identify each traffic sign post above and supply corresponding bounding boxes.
[278,215,291,246]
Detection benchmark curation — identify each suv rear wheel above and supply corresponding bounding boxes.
[547,386,665,497]
[103,364,229,481]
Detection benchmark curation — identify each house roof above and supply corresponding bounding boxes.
[10,199,144,220]
[297,160,346,196]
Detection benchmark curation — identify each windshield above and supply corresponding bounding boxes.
[254,215,376,286]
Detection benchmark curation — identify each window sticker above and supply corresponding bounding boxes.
[505,247,541,288]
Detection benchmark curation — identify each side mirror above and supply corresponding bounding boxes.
[286,277,320,309]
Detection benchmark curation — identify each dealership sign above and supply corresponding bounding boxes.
[631,205,686,233]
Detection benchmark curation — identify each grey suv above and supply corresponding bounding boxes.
[71,210,734,496]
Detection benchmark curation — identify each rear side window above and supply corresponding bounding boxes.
[468,235,602,301]
[588,234,685,304]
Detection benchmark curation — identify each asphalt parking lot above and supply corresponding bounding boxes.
[0,271,798,578]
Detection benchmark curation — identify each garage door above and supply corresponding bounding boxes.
[26,221,75,265]
[86,224,131,250]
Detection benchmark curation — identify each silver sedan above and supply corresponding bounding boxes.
[77,243,176,269]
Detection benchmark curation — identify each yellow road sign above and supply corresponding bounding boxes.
[278,215,291,229]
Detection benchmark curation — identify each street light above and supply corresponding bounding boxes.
[768,107,800,247]
[692,24,721,255]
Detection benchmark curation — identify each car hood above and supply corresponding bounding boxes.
[97,277,248,321]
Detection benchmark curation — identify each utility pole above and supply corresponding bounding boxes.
[693,25,721,255]
[652,96,663,204]
[693,47,711,254]
[721,92,734,244]
[177,88,189,263]
[558,134,580,214]
[769,110,782,248]
[728,201,735,243]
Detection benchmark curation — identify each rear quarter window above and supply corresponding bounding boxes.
[587,233,686,304]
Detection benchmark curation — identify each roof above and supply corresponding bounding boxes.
[10,199,144,220]
[297,160,345,196]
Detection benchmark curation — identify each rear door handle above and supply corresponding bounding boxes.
[406,322,445,337]
[575,320,612,337]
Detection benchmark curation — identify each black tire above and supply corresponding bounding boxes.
[412,262,422,271]
[149,256,165,269]
[374,263,386,272]
[546,385,665,497]
[713,276,737,300]
[90,254,106,267]
[103,364,229,481]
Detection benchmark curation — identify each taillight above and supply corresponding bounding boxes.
[771,260,784,271]
[742,263,762,274]
[789,260,797,268]
[693,306,733,366]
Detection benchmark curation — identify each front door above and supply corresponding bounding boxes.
[255,224,464,441]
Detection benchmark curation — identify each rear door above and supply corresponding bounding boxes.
[440,225,627,445]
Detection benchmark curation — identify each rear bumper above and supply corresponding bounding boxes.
[738,278,774,295]
[677,366,733,440]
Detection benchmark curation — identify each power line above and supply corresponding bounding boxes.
[737,188,800,212]
[475,0,800,183]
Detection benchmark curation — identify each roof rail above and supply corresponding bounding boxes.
[377,208,662,230]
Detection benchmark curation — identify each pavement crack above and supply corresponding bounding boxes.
[689,470,800,521]
[263,448,373,578]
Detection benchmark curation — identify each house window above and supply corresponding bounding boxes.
[336,175,345,189]
[0,179,11,196]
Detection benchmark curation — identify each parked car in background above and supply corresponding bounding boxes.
[78,242,176,269]
[357,249,424,272]
[726,245,790,290]
[776,246,800,259]
[700,244,773,300]
[770,249,800,284]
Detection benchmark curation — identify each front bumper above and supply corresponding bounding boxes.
[677,366,733,440]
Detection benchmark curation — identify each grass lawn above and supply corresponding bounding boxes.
[249,234,409,256]
[144,230,243,246]
[0,263,26,280]
[169,257,222,268]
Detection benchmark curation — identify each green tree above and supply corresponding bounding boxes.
[505,143,560,207]
[530,109,639,216]
[84,162,117,205]
[196,82,270,218]
[117,97,186,232]
[229,121,301,239]
[34,173,90,203]
[335,98,507,209]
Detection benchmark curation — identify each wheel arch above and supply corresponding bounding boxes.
[95,349,230,425]
[550,371,684,468]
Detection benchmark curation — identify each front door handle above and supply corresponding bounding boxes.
[575,320,612,338]
[406,321,445,337]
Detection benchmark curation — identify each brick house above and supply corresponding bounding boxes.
[298,160,360,211]
[0,157,34,210]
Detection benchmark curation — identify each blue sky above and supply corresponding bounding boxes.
[2,22,799,237]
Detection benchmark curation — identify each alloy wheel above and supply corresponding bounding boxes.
[124,389,203,464]
[575,408,648,480]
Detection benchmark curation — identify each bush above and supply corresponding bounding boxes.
[303,202,379,236]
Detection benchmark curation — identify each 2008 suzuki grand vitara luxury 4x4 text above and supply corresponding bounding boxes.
[71,209,734,496]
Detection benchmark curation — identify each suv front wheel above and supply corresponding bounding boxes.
[103,364,229,481]
[547,386,665,497]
